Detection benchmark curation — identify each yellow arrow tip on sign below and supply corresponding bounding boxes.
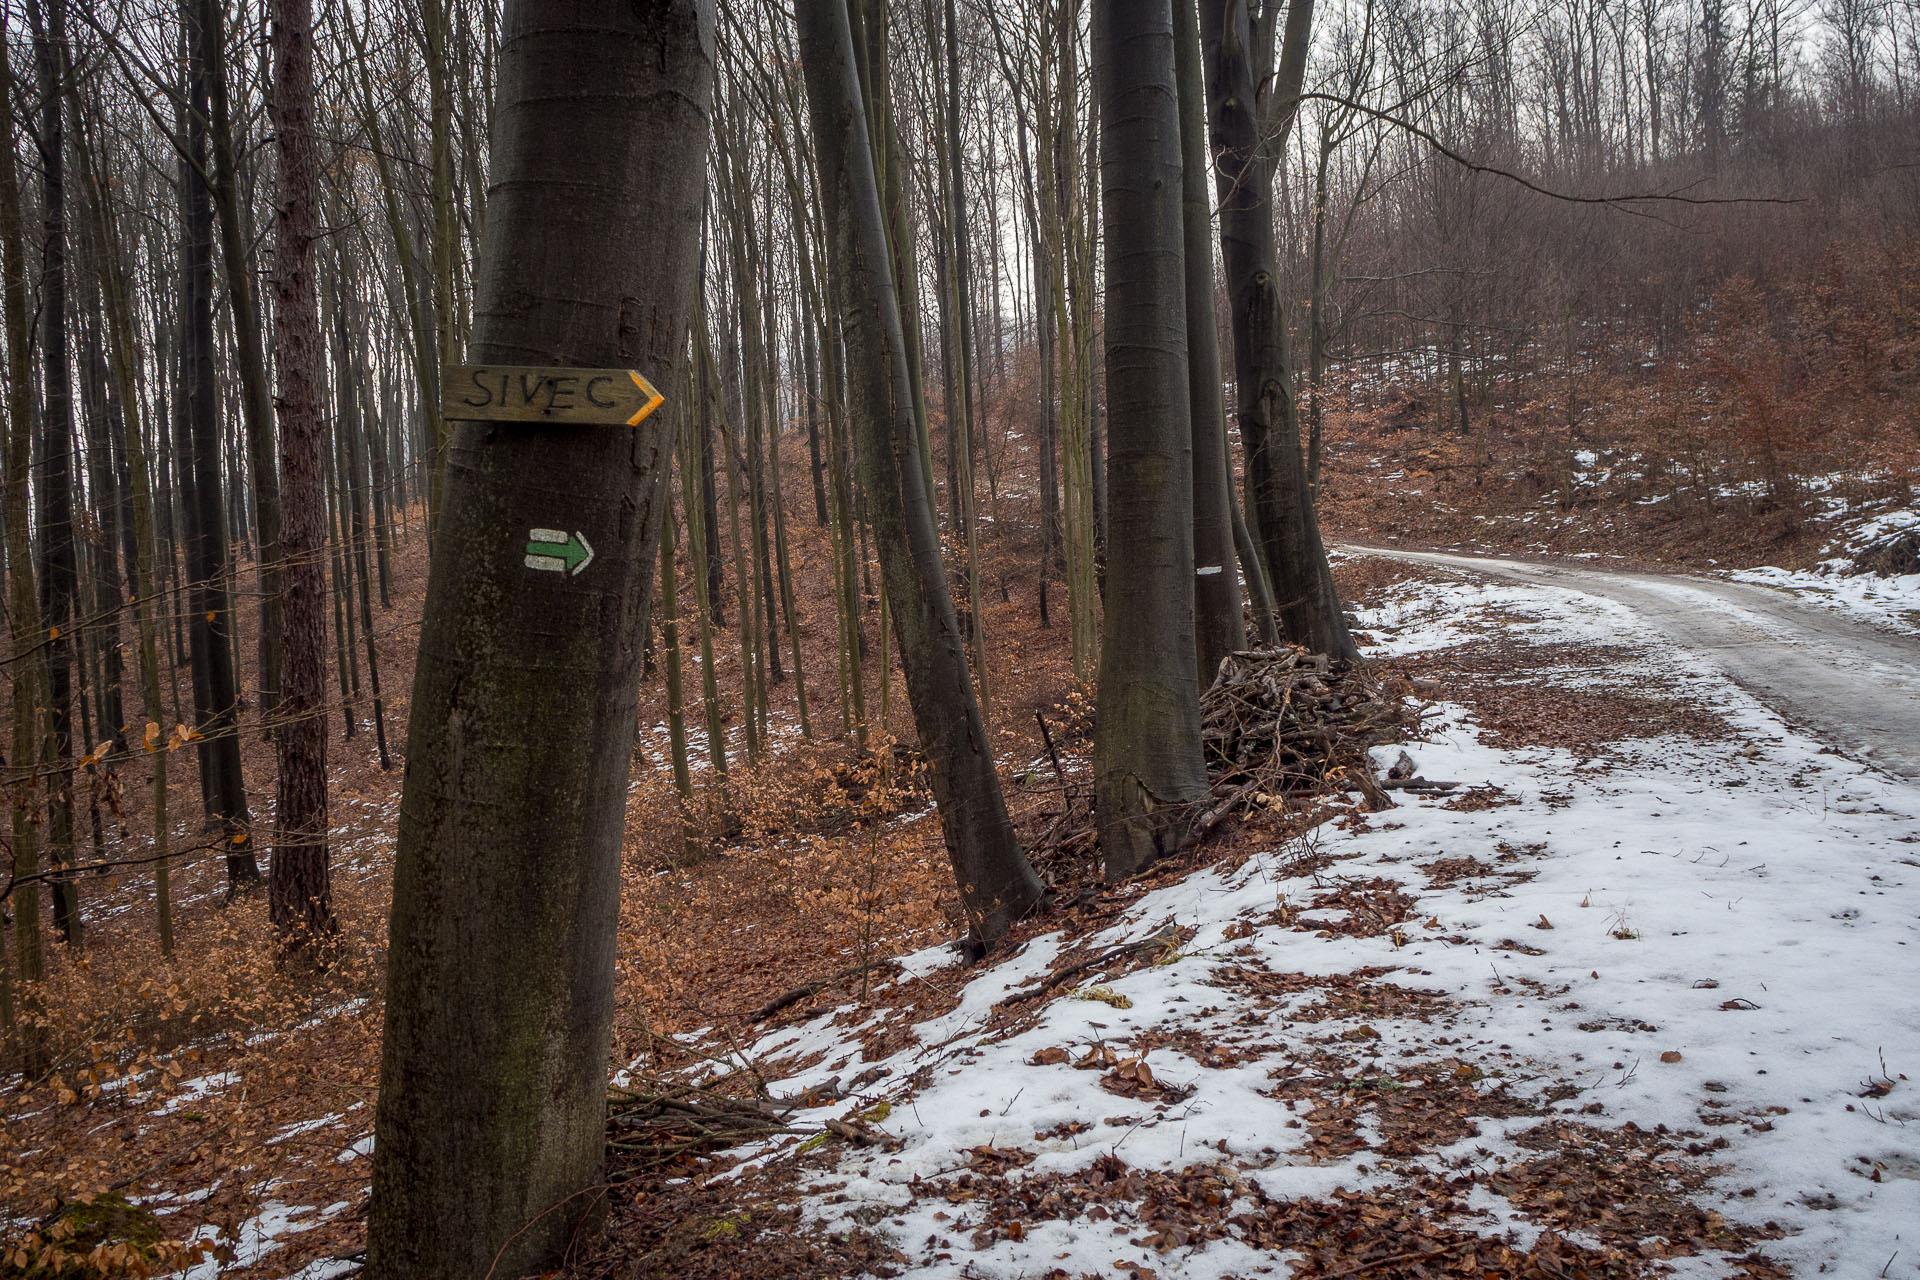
[627,371,665,426]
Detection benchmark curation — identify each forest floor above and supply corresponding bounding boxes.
[3,421,1918,1279]
[1315,404,1920,582]
[564,557,1920,1280]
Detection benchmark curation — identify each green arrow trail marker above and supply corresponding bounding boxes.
[525,528,594,576]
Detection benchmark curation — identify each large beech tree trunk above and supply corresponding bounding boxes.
[365,3,713,1276]
[1201,0,1355,659]
[1092,0,1211,880]
[798,0,1043,948]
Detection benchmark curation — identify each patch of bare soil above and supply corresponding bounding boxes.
[567,1159,905,1280]
[1496,1121,1790,1272]
[1393,640,1733,753]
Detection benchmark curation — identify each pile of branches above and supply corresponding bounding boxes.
[1026,648,1417,869]
[1850,526,1920,576]
[604,1075,886,1178]
[605,1081,801,1176]
[1192,647,1416,833]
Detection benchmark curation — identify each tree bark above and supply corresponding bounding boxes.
[0,10,48,1031]
[365,4,714,1276]
[266,0,331,939]
[1200,0,1355,659]
[31,0,82,943]
[71,60,174,954]
[1174,0,1243,688]
[1092,0,1210,880]
[798,0,1042,948]
[196,0,283,723]
[181,0,256,885]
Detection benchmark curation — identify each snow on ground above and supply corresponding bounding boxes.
[698,572,1920,1278]
[1727,502,1920,638]
[1726,564,1920,638]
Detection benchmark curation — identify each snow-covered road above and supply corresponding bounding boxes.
[1345,545,1920,781]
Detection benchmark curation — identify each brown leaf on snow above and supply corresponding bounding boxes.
[968,1143,1037,1171]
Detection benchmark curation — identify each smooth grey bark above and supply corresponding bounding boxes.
[1174,0,1243,688]
[798,0,1042,948]
[1092,0,1211,880]
[365,3,714,1277]
[1200,0,1355,659]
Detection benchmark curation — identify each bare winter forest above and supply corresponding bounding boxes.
[2,0,1917,1277]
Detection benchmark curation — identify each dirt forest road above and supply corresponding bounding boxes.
[1344,545,1920,782]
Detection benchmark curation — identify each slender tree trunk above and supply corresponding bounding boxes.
[366,6,713,1275]
[1230,471,1281,645]
[180,0,257,885]
[78,289,128,754]
[660,493,693,807]
[325,420,359,738]
[0,15,48,1040]
[196,0,283,724]
[1305,126,1333,492]
[344,354,393,768]
[266,0,332,938]
[32,0,81,944]
[328,231,393,767]
[1175,0,1242,687]
[418,0,457,524]
[680,374,727,780]
[798,0,1041,948]
[71,69,173,955]
[709,325,764,761]
[944,0,993,724]
[1200,0,1354,658]
[697,353,724,628]
[799,294,829,526]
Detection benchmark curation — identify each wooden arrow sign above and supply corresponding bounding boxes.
[442,365,665,427]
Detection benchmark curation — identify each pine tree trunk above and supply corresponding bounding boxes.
[266,0,332,939]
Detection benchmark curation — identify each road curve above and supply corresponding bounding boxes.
[1342,545,1920,781]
